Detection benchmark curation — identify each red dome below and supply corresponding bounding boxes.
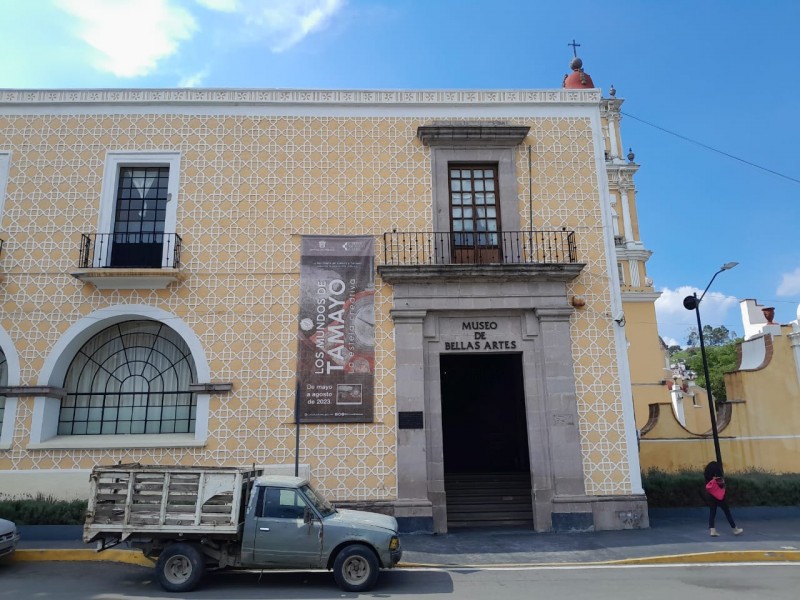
[562,57,595,89]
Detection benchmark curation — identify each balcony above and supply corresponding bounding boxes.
[378,230,584,283]
[70,233,187,289]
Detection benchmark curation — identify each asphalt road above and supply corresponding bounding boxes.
[1,561,799,599]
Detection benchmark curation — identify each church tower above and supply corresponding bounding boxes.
[565,52,667,431]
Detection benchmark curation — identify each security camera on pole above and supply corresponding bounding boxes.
[682,262,738,476]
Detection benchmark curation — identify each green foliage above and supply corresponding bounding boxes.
[642,468,800,507]
[685,325,738,348]
[671,335,740,402]
[0,495,87,525]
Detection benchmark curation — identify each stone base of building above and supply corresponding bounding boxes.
[551,494,649,531]
[337,498,435,533]
[392,498,434,533]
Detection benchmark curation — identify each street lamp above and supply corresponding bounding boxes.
[682,262,738,475]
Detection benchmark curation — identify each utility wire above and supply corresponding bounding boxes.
[621,111,800,186]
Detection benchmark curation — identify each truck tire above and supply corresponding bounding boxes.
[156,542,206,593]
[332,544,380,592]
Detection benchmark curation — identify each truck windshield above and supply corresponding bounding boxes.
[301,484,336,517]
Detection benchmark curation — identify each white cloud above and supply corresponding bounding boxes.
[777,268,800,297]
[655,286,739,346]
[178,69,209,87]
[195,0,239,11]
[662,336,680,348]
[57,0,197,78]
[201,0,344,52]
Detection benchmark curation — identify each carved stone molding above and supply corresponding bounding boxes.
[0,386,66,398]
[1,88,602,106]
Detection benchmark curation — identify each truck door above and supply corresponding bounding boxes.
[251,486,322,568]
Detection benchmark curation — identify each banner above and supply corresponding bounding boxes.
[296,236,375,423]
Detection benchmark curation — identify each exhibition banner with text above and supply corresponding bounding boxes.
[296,236,375,423]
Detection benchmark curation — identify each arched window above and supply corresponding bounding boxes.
[58,321,196,435]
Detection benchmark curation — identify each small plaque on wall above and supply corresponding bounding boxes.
[398,411,424,430]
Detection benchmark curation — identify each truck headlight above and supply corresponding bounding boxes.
[389,536,399,551]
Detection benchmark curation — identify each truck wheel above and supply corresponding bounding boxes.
[333,544,380,592]
[156,542,206,593]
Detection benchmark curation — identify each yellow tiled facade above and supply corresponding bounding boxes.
[0,88,646,532]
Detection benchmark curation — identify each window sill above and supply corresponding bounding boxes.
[70,268,187,290]
[27,433,205,450]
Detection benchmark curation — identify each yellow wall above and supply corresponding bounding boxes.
[0,93,635,499]
[624,300,667,430]
[640,328,800,474]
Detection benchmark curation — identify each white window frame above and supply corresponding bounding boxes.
[0,151,10,227]
[28,305,210,450]
[96,151,181,268]
[0,327,21,450]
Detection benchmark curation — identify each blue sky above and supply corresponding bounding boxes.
[2,0,799,347]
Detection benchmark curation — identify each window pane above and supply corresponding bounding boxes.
[485,180,495,191]
[462,180,472,191]
[451,193,461,205]
[475,194,485,205]
[451,180,461,191]
[474,180,484,191]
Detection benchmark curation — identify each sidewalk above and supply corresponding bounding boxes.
[400,509,800,567]
[12,508,800,568]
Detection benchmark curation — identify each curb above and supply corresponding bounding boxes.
[12,549,155,567]
[397,550,800,569]
[12,548,800,569]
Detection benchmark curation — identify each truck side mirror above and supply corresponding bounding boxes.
[303,506,314,524]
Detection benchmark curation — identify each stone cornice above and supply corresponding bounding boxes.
[378,263,585,284]
[0,88,602,107]
[417,124,530,147]
[600,97,624,119]
[621,291,662,303]
[0,386,66,398]
[616,247,653,262]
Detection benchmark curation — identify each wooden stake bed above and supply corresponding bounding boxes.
[83,464,257,542]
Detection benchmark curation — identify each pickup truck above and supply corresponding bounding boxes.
[83,464,402,593]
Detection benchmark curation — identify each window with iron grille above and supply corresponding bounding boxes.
[58,321,197,435]
[110,167,169,268]
[449,165,500,247]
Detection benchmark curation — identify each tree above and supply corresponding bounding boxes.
[673,329,741,402]
[685,325,738,348]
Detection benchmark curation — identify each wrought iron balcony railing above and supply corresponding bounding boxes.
[382,230,577,266]
[78,233,183,269]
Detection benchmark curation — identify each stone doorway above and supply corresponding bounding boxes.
[439,352,533,527]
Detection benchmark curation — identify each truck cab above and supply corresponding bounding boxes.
[240,475,402,590]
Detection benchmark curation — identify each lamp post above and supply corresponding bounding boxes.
[682,262,738,476]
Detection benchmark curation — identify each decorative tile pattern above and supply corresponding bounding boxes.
[0,108,630,498]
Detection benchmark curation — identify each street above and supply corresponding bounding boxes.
[1,561,798,599]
